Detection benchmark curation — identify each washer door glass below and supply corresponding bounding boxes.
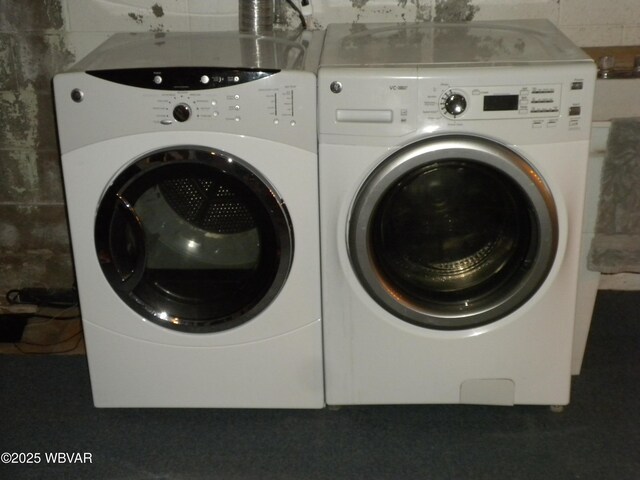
[95,147,293,333]
[348,135,558,330]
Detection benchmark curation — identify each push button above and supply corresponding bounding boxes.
[569,106,581,116]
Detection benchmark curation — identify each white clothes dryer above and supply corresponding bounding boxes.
[318,20,596,406]
[54,31,325,408]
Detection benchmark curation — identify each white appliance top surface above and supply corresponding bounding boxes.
[70,30,325,73]
[321,20,591,67]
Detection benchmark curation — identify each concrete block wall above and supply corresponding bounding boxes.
[0,1,75,294]
[2,0,640,294]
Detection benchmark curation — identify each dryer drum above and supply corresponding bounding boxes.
[158,177,256,234]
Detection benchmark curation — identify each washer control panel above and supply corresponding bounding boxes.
[318,63,596,144]
[432,84,563,120]
[416,64,595,140]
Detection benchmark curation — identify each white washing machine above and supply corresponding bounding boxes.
[54,31,325,408]
[318,20,596,406]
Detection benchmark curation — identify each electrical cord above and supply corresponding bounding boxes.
[6,289,21,304]
[17,330,83,349]
[6,286,79,309]
[14,330,83,355]
[25,305,80,323]
[26,312,80,320]
[10,305,83,354]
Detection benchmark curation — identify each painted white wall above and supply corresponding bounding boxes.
[59,0,640,62]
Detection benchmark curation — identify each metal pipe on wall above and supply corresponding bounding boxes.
[239,0,276,69]
[239,0,274,34]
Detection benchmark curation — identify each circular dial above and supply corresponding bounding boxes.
[173,103,191,122]
[441,91,467,118]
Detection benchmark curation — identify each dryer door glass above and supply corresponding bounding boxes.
[348,135,558,330]
[95,147,293,333]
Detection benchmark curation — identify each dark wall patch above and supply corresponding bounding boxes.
[152,4,165,18]
[0,0,65,32]
[128,12,144,24]
[345,0,481,26]
[0,86,39,149]
[15,35,75,92]
[351,0,371,8]
[434,0,479,23]
[0,34,18,90]
[415,0,433,22]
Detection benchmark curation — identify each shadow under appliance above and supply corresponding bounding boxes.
[318,20,596,406]
[54,30,325,408]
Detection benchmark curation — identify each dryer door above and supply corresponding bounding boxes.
[348,135,558,330]
[95,147,293,333]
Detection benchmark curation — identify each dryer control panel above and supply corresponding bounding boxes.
[86,67,305,128]
[54,67,318,153]
[88,67,276,90]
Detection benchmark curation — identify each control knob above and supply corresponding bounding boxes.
[173,103,191,122]
[443,92,467,117]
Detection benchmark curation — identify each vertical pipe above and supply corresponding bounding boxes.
[239,0,274,34]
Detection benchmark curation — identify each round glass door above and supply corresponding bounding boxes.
[348,135,558,330]
[95,147,293,333]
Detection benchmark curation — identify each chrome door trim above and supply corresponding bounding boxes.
[348,134,558,329]
[95,146,294,333]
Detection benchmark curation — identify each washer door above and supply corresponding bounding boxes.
[95,147,293,333]
[348,135,558,330]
